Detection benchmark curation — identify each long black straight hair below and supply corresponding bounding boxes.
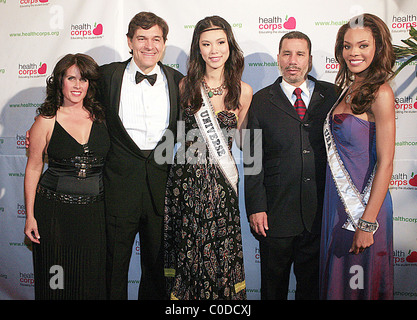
[181,16,244,113]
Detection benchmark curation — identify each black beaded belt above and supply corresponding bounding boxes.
[48,156,104,179]
[36,185,104,205]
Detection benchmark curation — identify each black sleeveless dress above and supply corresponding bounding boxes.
[32,120,110,300]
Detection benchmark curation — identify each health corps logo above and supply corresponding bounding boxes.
[134,239,141,256]
[258,15,297,33]
[390,172,417,189]
[324,56,339,74]
[70,22,103,39]
[16,203,25,219]
[395,96,417,114]
[16,133,27,149]
[394,250,417,265]
[391,15,417,32]
[19,272,35,287]
[20,0,49,7]
[254,247,260,263]
[18,62,47,79]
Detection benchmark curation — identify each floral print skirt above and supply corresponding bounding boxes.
[163,161,246,300]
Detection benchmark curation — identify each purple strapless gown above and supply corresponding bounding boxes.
[319,113,393,300]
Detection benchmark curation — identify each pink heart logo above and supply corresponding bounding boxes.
[283,17,296,30]
[410,175,417,187]
[93,23,103,36]
[406,251,417,262]
[38,63,47,75]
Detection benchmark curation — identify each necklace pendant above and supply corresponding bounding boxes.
[345,86,353,105]
[202,79,225,98]
[345,95,351,104]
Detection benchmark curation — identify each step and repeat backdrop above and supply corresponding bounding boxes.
[0,0,416,300]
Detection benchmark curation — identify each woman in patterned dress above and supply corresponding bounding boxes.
[164,16,252,300]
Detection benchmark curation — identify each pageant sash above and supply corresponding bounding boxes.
[323,87,377,232]
[194,86,239,195]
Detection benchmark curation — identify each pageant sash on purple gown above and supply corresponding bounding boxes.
[323,87,378,232]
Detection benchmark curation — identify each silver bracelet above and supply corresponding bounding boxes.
[357,218,378,233]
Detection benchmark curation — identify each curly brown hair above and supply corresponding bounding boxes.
[335,13,395,114]
[37,53,105,122]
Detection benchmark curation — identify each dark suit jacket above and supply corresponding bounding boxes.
[244,75,337,237]
[99,59,183,217]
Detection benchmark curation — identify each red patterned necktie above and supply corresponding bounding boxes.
[293,88,306,120]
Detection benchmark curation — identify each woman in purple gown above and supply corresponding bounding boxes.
[320,14,396,300]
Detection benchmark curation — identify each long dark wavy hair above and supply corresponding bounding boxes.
[335,13,395,114]
[37,53,105,122]
[181,16,244,113]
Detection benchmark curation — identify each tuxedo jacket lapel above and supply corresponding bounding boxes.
[269,77,301,121]
[159,61,179,136]
[109,60,127,116]
[107,59,179,158]
[306,76,328,118]
[269,76,329,122]
[106,58,144,158]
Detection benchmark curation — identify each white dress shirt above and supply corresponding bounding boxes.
[119,61,170,150]
[280,78,315,108]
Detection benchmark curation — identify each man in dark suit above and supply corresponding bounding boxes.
[99,12,183,300]
[244,31,337,299]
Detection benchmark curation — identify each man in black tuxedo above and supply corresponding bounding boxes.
[99,12,183,300]
[244,31,337,299]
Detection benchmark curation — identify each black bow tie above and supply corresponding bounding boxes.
[135,72,157,86]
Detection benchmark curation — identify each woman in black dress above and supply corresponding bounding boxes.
[24,53,109,299]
